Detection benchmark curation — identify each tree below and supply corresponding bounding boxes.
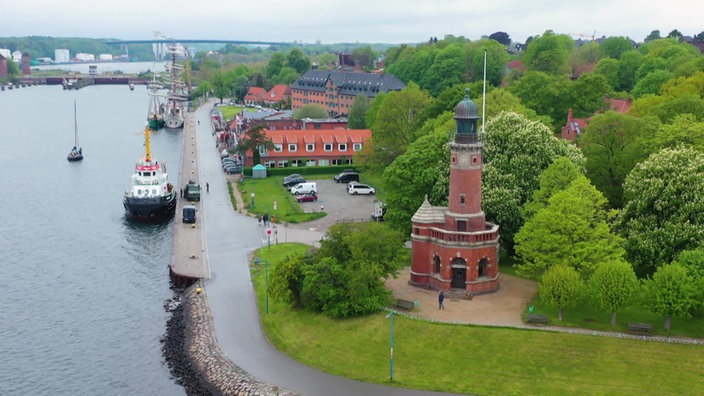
[269,252,310,308]
[589,260,639,326]
[237,124,274,165]
[522,30,574,75]
[347,95,370,129]
[522,156,583,221]
[489,31,511,46]
[483,112,585,249]
[364,83,434,171]
[294,104,328,120]
[578,112,656,208]
[643,263,697,332]
[569,42,603,76]
[286,48,311,74]
[645,30,662,42]
[632,70,674,98]
[507,70,572,130]
[592,57,620,91]
[570,72,612,117]
[382,114,454,232]
[600,36,634,60]
[617,146,704,276]
[515,176,625,279]
[265,52,286,78]
[539,264,584,321]
[672,248,704,310]
[616,50,643,92]
[667,29,683,40]
[421,44,465,96]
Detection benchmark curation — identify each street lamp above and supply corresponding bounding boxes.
[253,257,269,314]
[251,192,255,208]
[385,311,395,381]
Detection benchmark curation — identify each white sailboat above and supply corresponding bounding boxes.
[67,100,83,162]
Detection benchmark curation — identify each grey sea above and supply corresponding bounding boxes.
[0,83,185,395]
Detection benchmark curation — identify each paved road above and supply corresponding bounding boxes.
[194,102,464,396]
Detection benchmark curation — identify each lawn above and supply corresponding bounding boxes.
[250,244,704,395]
[233,174,326,223]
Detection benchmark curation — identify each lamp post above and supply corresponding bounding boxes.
[253,257,269,314]
[250,192,255,208]
[385,311,395,381]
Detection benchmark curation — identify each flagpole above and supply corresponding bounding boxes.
[482,50,487,135]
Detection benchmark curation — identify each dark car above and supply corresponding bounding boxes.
[295,192,318,203]
[283,174,303,184]
[334,171,360,183]
[182,205,196,223]
[283,176,306,188]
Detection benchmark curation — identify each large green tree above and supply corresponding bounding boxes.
[483,112,585,250]
[539,264,584,321]
[347,95,370,129]
[643,263,697,332]
[522,30,574,75]
[507,70,572,130]
[600,36,635,60]
[588,260,639,326]
[578,112,656,208]
[363,83,434,171]
[515,176,625,279]
[522,156,584,221]
[617,146,704,276]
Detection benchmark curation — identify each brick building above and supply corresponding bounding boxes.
[243,128,371,168]
[0,54,7,77]
[290,70,405,117]
[410,90,500,296]
[561,96,633,141]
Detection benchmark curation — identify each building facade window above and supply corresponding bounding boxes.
[274,144,283,152]
[291,159,302,167]
[288,144,297,152]
[324,143,333,152]
[306,143,315,152]
[353,143,362,151]
[278,160,288,168]
[264,160,276,168]
[460,194,466,205]
[306,159,316,166]
[258,145,268,156]
[338,143,347,152]
[318,159,329,166]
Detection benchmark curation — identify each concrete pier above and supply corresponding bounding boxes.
[169,111,210,286]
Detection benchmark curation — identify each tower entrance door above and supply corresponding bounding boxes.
[451,268,466,288]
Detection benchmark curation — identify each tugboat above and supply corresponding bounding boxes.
[123,124,177,222]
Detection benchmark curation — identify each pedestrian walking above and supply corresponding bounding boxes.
[206,182,209,192]
[438,290,445,310]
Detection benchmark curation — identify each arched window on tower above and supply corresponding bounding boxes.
[433,255,441,273]
[478,258,488,277]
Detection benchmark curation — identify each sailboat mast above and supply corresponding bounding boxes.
[144,124,152,162]
[74,100,79,147]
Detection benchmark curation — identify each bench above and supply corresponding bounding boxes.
[525,314,548,324]
[628,322,653,335]
[396,298,415,310]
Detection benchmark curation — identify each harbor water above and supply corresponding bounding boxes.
[0,84,185,395]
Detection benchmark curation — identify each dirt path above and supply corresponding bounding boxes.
[385,267,537,327]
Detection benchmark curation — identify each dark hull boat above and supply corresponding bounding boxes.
[123,125,177,222]
[67,100,83,162]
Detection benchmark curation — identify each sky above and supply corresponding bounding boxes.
[1,0,702,45]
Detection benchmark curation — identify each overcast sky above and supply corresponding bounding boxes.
[1,0,702,44]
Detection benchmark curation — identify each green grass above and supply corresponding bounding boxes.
[234,176,326,223]
[216,105,243,121]
[250,244,704,395]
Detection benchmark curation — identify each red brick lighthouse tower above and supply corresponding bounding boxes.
[410,89,500,296]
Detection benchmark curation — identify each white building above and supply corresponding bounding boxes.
[98,54,113,61]
[12,51,22,62]
[55,49,70,63]
[75,53,95,62]
[0,49,10,59]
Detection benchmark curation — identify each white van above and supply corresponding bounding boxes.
[290,182,317,195]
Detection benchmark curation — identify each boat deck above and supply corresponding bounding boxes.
[170,111,210,286]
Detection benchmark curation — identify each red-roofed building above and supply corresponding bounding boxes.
[561,96,633,141]
[244,129,371,168]
[263,84,291,107]
[244,87,266,106]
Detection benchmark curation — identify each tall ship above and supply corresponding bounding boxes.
[163,45,189,130]
[123,125,177,221]
[147,77,166,131]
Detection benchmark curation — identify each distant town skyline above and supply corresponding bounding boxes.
[1,0,702,45]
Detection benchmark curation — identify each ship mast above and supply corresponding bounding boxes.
[144,124,152,162]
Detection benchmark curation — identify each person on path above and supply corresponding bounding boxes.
[438,290,445,309]
[206,182,209,192]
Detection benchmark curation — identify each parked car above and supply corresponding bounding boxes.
[348,183,375,195]
[283,176,306,188]
[283,173,303,185]
[291,182,317,195]
[182,205,196,223]
[296,192,318,203]
[222,158,240,166]
[334,171,360,183]
[223,165,241,174]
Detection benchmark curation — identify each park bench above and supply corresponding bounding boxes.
[628,322,653,335]
[525,314,549,324]
[396,298,415,310]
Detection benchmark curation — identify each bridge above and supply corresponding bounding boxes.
[104,39,296,46]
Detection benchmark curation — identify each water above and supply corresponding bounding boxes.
[0,85,185,395]
[32,61,169,75]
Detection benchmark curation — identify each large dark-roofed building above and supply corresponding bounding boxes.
[290,70,405,117]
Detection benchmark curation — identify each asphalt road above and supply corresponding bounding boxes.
[195,102,464,396]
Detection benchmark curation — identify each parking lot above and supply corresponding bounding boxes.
[294,178,382,230]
